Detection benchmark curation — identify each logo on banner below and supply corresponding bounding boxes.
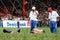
[27,21,30,26]
[7,22,17,26]
[19,22,26,26]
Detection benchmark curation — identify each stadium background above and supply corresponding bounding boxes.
[0,0,60,27]
[0,0,60,40]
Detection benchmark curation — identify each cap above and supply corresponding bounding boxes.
[32,6,36,10]
[48,7,52,11]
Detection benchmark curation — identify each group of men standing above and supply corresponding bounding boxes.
[29,6,59,33]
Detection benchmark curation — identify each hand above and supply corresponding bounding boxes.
[56,17,59,21]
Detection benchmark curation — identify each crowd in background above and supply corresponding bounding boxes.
[0,0,60,27]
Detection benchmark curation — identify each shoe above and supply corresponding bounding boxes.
[17,29,20,32]
[30,32,34,33]
[43,30,45,33]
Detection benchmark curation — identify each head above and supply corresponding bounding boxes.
[48,7,52,12]
[32,6,36,11]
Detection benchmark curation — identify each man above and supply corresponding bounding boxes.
[48,7,59,33]
[29,6,39,33]
[29,6,45,33]
[3,28,20,34]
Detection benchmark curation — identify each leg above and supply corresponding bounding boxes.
[53,22,57,33]
[17,21,19,28]
[3,29,11,33]
[34,21,38,27]
[30,20,35,32]
[50,21,53,33]
[32,28,45,33]
[16,28,20,32]
[50,27,54,33]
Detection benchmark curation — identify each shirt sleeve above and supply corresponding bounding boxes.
[36,11,39,14]
[55,11,59,17]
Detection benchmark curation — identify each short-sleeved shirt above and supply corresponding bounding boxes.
[29,10,38,21]
[48,11,59,21]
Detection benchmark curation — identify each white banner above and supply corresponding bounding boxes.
[3,20,31,28]
[19,20,30,28]
[3,20,17,28]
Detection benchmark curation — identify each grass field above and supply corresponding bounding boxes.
[0,26,60,40]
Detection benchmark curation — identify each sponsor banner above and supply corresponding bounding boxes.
[26,21,31,28]
[3,20,31,28]
[0,20,3,27]
[3,20,17,28]
[19,20,30,28]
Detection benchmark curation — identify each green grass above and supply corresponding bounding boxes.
[0,27,60,40]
